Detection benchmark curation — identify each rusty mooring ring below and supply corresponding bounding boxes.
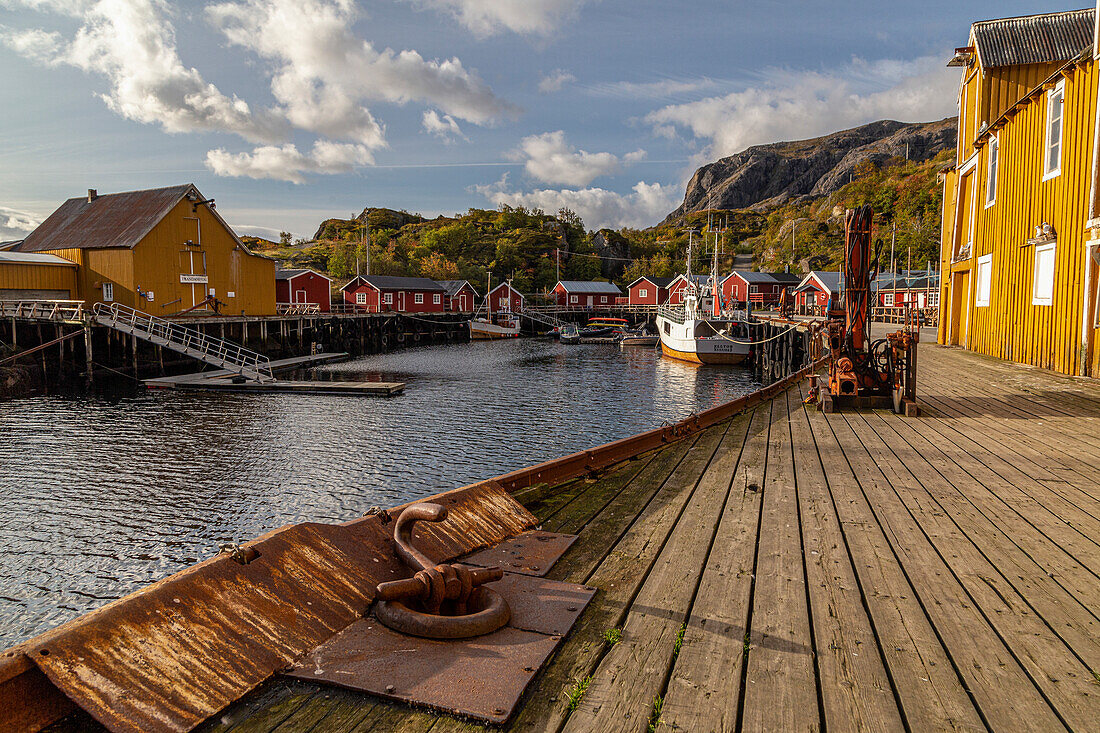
[374,586,511,639]
[373,502,512,639]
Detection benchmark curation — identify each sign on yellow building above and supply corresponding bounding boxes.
[940,7,1100,377]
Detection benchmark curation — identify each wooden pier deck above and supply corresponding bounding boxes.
[53,340,1100,732]
[142,353,406,396]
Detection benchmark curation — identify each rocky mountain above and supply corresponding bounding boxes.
[665,118,956,222]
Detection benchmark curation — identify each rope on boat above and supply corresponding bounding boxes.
[712,323,799,346]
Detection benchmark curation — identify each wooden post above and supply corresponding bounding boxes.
[9,317,15,346]
[83,324,93,386]
[157,345,164,375]
[131,333,138,375]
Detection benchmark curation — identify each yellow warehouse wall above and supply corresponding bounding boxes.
[0,262,78,296]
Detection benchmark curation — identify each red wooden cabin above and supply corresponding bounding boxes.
[437,280,479,313]
[341,275,447,313]
[275,269,332,312]
[551,281,622,307]
[792,271,841,312]
[721,271,801,307]
[626,276,676,306]
[487,281,525,312]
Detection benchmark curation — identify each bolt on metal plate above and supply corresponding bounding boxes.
[460,530,578,577]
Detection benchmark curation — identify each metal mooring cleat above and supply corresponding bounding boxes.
[374,503,512,639]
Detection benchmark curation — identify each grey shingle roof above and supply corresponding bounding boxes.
[795,271,841,294]
[556,280,622,294]
[275,268,309,280]
[18,185,195,252]
[973,9,1094,68]
[628,276,677,289]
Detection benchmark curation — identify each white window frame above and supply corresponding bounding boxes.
[985,135,998,207]
[355,292,367,305]
[1032,241,1056,306]
[1043,81,1065,181]
[638,287,648,298]
[102,282,114,302]
[414,292,424,304]
[884,292,894,306]
[570,294,578,304]
[383,292,393,305]
[433,293,441,304]
[975,253,992,307]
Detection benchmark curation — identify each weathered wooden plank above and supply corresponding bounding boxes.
[659,405,770,732]
[825,411,1065,732]
[561,415,749,733]
[864,411,1100,671]
[540,451,658,535]
[740,395,820,732]
[784,389,904,732]
[803,404,985,732]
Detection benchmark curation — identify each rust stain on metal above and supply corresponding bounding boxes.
[0,650,76,733]
[460,531,578,577]
[287,622,557,725]
[13,482,538,733]
[478,573,595,636]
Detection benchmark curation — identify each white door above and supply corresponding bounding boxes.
[587,296,594,307]
[398,292,406,311]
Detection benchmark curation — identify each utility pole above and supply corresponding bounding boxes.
[556,248,560,282]
[890,221,897,297]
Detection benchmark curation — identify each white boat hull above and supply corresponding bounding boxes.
[469,318,520,339]
[656,315,751,365]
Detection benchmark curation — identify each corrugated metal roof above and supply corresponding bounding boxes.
[349,275,446,291]
[17,185,195,253]
[973,8,1094,68]
[275,268,329,281]
[795,271,841,294]
[627,276,677,289]
[725,270,800,284]
[0,251,77,266]
[436,279,476,296]
[556,280,622,294]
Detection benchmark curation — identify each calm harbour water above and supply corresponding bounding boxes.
[0,339,760,646]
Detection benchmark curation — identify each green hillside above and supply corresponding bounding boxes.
[249,150,950,294]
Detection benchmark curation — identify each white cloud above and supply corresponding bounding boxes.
[476,176,677,230]
[538,69,575,93]
[422,110,468,143]
[512,131,644,187]
[0,206,41,240]
[2,0,285,142]
[205,140,376,184]
[405,0,590,36]
[585,76,727,100]
[207,0,515,146]
[645,56,957,160]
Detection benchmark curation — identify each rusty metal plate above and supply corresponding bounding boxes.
[11,481,539,733]
[482,573,596,637]
[460,530,578,576]
[287,622,559,724]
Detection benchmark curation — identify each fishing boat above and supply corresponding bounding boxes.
[656,230,752,365]
[469,275,521,339]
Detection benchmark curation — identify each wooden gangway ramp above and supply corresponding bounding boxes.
[49,341,1100,732]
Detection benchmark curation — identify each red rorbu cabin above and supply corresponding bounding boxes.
[626,276,676,306]
[275,268,332,312]
[721,271,801,308]
[437,280,479,313]
[792,271,841,312]
[487,281,525,312]
[665,275,710,305]
[341,275,447,313]
[552,280,622,307]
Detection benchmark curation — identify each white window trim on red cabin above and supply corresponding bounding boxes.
[415,293,424,304]
[383,292,393,304]
[356,291,367,305]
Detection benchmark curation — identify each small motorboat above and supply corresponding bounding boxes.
[559,323,580,344]
[620,331,659,347]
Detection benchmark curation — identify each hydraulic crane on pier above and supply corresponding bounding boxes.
[816,205,920,415]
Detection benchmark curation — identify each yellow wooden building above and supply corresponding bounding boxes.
[14,184,276,316]
[0,250,79,300]
[940,6,1100,377]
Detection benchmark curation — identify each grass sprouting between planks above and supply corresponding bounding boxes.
[566,675,591,712]
[603,628,622,646]
[672,622,686,660]
[647,694,664,732]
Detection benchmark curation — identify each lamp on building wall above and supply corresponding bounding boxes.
[947,47,974,67]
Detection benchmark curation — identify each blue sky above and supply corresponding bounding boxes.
[0,1,1068,241]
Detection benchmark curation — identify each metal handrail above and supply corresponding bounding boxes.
[92,302,274,381]
[656,304,686,324]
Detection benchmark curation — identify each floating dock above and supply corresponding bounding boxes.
[143,353,406,396]
[5,338,1100,731]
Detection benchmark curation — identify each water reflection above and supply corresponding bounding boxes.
[0,338,759,645]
